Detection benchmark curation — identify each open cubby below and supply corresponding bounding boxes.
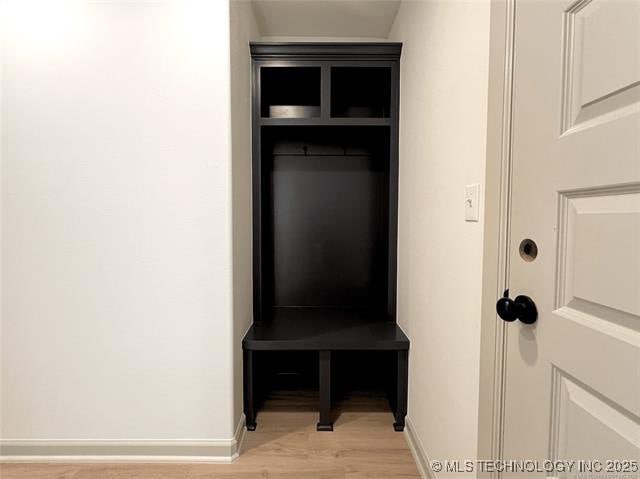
[331,67,392,118]
[260,67,321,118]
[253,350,397,417]
[244,43,408,434]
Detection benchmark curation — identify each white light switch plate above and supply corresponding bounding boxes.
[465,183,480,222]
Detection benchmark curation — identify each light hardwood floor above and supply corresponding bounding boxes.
[1,390,420,478]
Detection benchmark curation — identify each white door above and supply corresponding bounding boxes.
[503,0,640,474]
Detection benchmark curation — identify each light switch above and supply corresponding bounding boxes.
[465,183,480,222]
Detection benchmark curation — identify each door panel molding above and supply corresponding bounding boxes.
[550,365,640,462]
[555,183,640,314]
[561,0,640,134]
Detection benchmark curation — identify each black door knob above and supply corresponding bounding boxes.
[496,290,538,324]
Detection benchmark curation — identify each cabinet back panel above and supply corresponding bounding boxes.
[263,127,389,310]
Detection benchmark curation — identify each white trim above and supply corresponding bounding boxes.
[0,416,246,463]
[404,417,436,479]
[477,0,515,474]
[490,0,516,468]
[0,455,237,464]
[234,412,247,457]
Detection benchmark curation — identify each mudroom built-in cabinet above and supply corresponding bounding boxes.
[242,43,409,432]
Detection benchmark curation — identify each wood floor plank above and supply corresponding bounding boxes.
[1,391,420,479]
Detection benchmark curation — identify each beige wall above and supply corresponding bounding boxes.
[230,0,260,431]
[388,0,491,466]
[1,1,236,442]
[1,0,495,461]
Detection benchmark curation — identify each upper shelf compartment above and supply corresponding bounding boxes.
[331,67,391,118]
[261,67,321,119]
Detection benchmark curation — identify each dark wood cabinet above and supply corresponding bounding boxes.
[242,43,409,432]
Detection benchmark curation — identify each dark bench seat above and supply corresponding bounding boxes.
[242,308,409,432]
[243,308,410,351]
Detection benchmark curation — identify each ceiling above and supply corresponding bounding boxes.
[251,1,402,39]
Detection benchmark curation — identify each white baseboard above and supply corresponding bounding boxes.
[0,455,235,464]
[404,417,436,479]
[0,415,246,464]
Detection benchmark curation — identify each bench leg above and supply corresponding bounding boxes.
[394,350,408,432]
[317,350,333,431]
[244,349,257,431]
